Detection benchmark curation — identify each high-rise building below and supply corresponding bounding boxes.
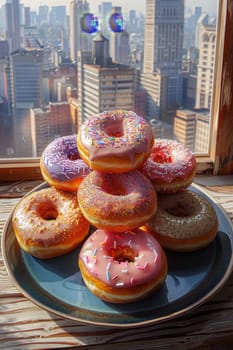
[38,5,49,25]
[110,30,130,65]
[70,0,91,62]
[7,49,44,156]
[195,20,216,110]
[23,7,31,27]
[141,0,184,122]
[49,6,67,28]
[30,102,74,156]
[109,7,130,65]
[174,108,210,153]
[173,109,196,151]
[77,32,136,124]
[195,110,210,153]
[99,2,112,38]
[5,0,21,53]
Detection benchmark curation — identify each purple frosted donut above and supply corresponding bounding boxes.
[40,135,91,192]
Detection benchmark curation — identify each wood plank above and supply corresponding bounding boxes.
[214,0,233,175]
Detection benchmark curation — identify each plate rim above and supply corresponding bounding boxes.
[2,182,233,328]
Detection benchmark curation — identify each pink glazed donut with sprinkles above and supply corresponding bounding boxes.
[78,229,167,303]
[40,135,91,192]
[77,110,154,173]
[140,139,197,193]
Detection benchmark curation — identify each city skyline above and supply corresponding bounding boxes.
[0,0,218,16]
[0,0,218,157]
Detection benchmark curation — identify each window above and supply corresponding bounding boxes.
[0,0,233,181]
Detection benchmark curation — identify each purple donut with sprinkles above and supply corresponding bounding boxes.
[40,135,91,192]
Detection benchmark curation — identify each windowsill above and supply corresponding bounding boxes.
[0,155,214,182]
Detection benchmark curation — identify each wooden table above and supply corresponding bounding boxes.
[1,178,233,349]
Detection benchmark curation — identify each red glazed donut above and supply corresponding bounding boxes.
[78,228,167,303]
[40,135,91,192]
[77,110,154,173]
[12,187,90,259]
[144,190,218,252]
[140,139,196,193]
[78,170,157,232]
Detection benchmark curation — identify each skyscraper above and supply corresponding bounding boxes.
[70,0,91,62]
[195,19,216,110]
[110,29,130,65]
[99,2,112,38]
[77,32,135,124]
[7,49,44,156]
[141,0,184,122]
[5,0,21,53]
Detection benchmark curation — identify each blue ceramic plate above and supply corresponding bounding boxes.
[2,183,233,327]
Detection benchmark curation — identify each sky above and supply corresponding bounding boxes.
[0,0,218,17]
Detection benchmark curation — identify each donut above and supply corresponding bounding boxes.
[40,135,91,192]
[140,139,196,193]
[78,170,157,232]
[78,228,167,303]
[77,110,154,173]
[144,190,218,252]
[12,187,90,259]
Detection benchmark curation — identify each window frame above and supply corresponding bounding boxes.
[0,0,232,181]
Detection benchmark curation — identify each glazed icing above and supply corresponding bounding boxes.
[41,135,91,181]
[79,110,154,161]
[79,229,166,288]
[141,139,196,182]
[12,187,89,248]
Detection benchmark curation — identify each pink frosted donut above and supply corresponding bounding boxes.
[78,170,157,232]
[78,229,167,303]
[77,110,154,173]
[140,139,196,193]
[40,135,91,192]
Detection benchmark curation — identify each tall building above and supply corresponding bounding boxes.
[30,102,74,157]
[110,30,130,65]
[70,0,90,62]
[174,108,210,153]
[23,7,31,27]
[77,32,136,124]
[109,7,130,65]
[7,49,44,156]
[195,19,216,110]
[49,6,67,27]
[173,109,196,151]
[141,0,184,122]
[38,5,49,25]
[195,110,210,153]
[5,0,21,53]
[99,2,112,38]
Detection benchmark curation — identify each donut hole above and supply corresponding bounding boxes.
[109,245,136,263]
[38,203,58,220]
[166,203,191,217]
[102,181,128,196]
[67,152,79,161]
[105,124,123,138]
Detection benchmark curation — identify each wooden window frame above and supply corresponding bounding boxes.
[0,0,233,182]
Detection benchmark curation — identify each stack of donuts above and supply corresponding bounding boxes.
[12,110,218,304]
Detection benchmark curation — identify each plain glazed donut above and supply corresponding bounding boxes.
[140,139,196,193]
[78,170,157,232]
[77,110,154,173]
[78,228,167,303]
[12,187,90,259]
[40,135,91,192]
[144,190,218,252]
